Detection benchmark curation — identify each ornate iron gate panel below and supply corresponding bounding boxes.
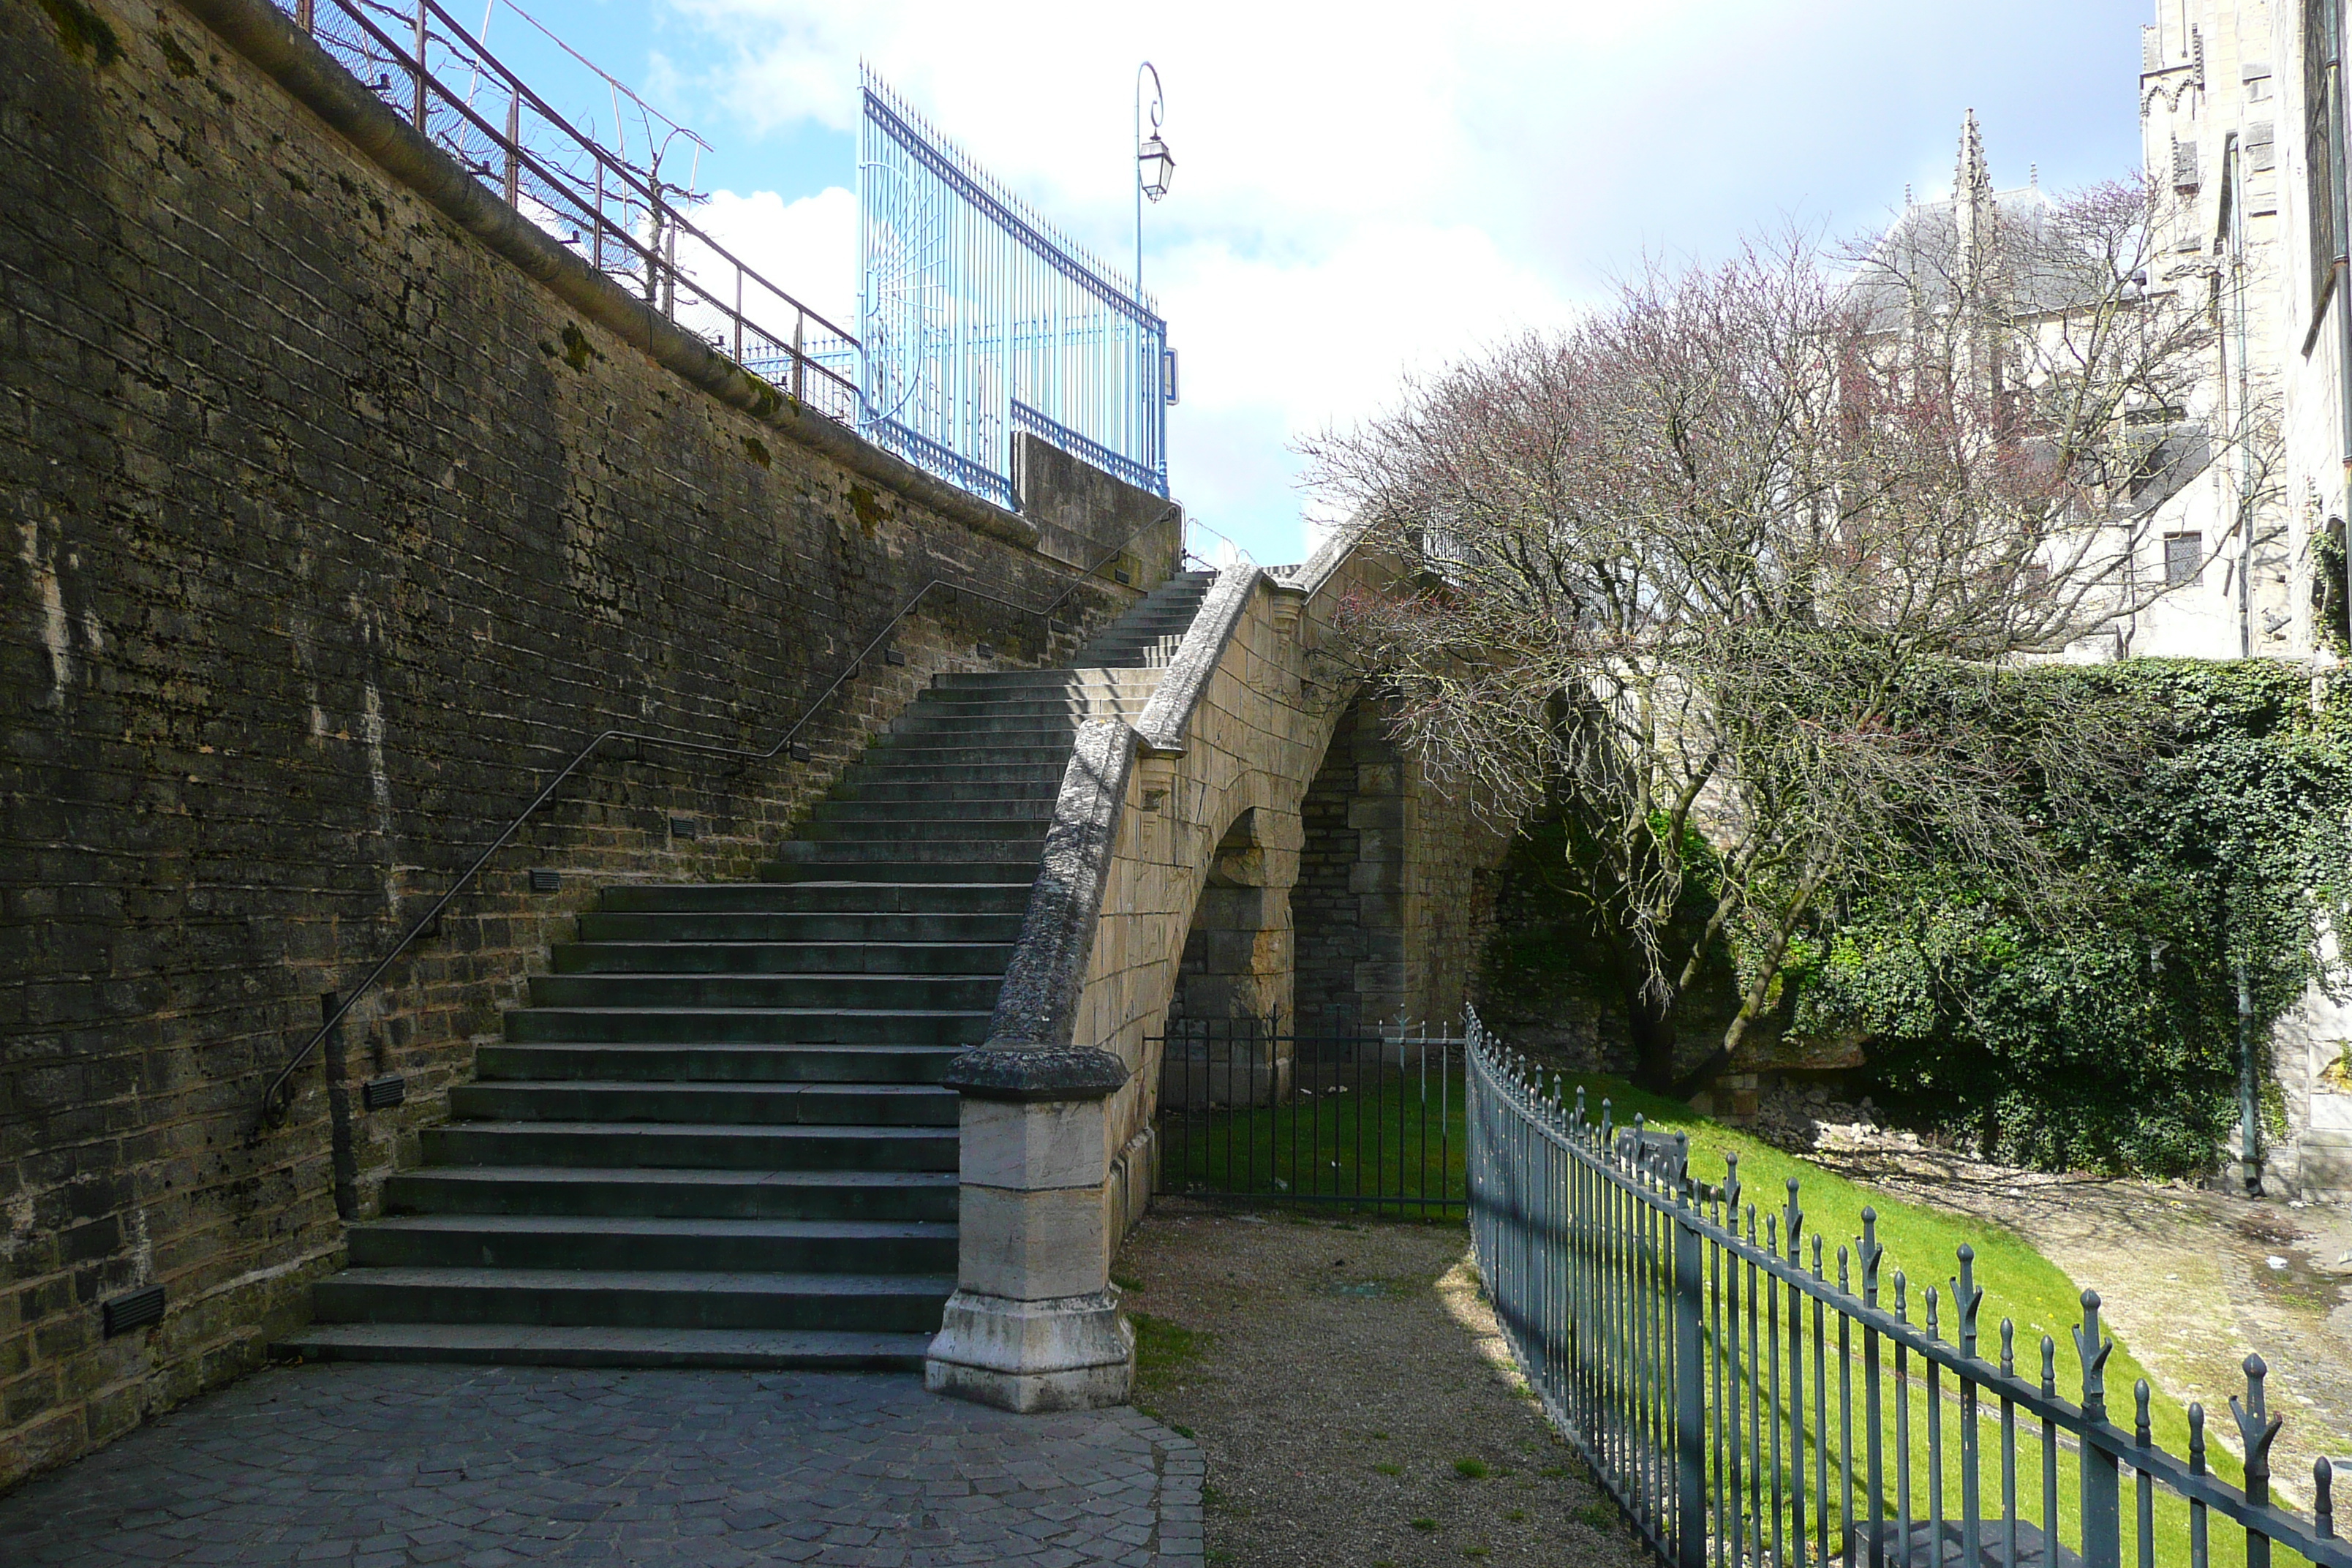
[850,71,1170,511]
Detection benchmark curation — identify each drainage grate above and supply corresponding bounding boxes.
[102,1284,165,1338]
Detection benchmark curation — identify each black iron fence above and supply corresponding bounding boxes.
[1153,1019,1466,1214]
[1465,1011,2346,1568]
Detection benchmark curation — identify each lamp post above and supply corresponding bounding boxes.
[1135,61,1173,301]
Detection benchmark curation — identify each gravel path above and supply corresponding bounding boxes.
[1115,1202,1646,1568]
[1762,1101,2352,1499]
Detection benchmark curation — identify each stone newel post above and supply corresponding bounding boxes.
[923,1049,1135,1411]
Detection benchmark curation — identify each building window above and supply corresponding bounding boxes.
[2164,532,2204,587]
[2306,0,2342,316]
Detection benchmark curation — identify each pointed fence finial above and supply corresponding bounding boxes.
[2316,1456,2334,1539]
[2189,1403,2206,1475]
[1724,1151,1741,1215]
[2040,1335,2058,1401]
[1784,1177,1804,1264]
[2136,1380,2152,1447]
[2074,1292,2115,1423]
[1952,1245,1983,1360]
[2000,1318,2016,1377]
[1894,1270,1909,1322]
[1859,1207,1882,1306]
[2232,1354,2285,1504]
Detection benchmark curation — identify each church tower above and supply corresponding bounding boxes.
[1953,107,1994,290]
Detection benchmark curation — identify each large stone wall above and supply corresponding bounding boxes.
[1292,698,1506,1035]
[0,0,1137,1489]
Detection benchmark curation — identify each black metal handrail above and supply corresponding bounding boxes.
[256,505,1182,1127]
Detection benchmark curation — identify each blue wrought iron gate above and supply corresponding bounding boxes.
[832,71,1172,512]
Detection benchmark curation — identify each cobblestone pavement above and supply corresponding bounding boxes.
[0,1364,1203,1567]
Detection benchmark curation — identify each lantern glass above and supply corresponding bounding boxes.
[1139,135,1175,202]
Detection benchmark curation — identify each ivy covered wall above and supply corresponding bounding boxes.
[1478,660,2352,1177]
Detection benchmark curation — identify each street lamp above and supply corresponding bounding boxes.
[1135,61,1172,298]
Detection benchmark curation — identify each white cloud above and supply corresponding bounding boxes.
[687,185,857,333]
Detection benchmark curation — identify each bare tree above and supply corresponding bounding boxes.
[1306,187,2275,1092]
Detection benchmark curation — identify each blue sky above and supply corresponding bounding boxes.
[474,0,2153,565]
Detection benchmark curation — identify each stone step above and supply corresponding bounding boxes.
[502,1006,991,1044]
[758,861,1041,886]
[840,761,1071,785]
[886,714,1091,740]
[929,668,1166,692]
[448,1079,959,1127]
[914,691,1158,716]
[273,1322,932,1371]
[527,971,1003,1012]
[881,724,1092,752]
[823,779,1062,806]
[309,1267,954,1333]
[808,796,1052,824]
[598,881,1030,914]
[382,1166,957,1222]
[575,910,1025,943]
[551,939,1017,976]
[859,742,1078,764]
[764,838,1046,866]
[790,815,1050,844]
[345,1214,957,1274]
[475,1041,960,1085]
[897,694,1156,720]
[421,1120,957,1172]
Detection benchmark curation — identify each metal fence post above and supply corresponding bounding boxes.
[503,92,520,206]
[1673,1193,1706,1568]
[412,0,428,130]
[1861,1208,1886,1568]
[2077,1291,2122,1568]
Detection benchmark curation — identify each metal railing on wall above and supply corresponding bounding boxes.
[274,0,862,422]
[1464,1011,2348,1568]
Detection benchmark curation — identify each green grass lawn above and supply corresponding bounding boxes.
[1156,1056,1469,1213]
[1156,1065,2317,1568]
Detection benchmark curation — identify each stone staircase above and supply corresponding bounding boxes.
[280,571,1216,1368]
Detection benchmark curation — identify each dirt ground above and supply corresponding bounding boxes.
[1749,1087,2352,1500]
[1115,1202,1648,1568]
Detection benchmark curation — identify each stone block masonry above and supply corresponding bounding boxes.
[0,0,1140,1490]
